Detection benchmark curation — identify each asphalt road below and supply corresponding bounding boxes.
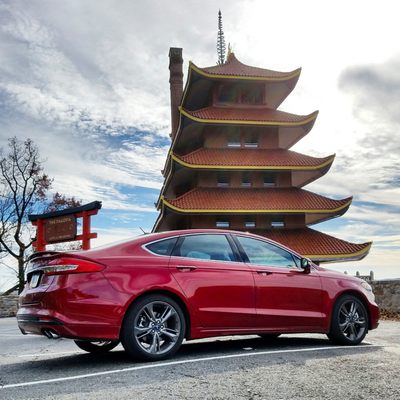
[0,317,399,399]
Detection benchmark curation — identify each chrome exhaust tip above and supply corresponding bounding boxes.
[42,329,61,339]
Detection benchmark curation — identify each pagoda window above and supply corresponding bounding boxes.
[216,83,265,105]
[244,133,258,148]
[239,84,265,105]
[227,132,241,148]
[217,172,230,187]
[271,217,285,228]
[241,172,252,187]
[216,220,230,228]
[244,219,256,228]
[263,173,276,187]
[217,83,236,103]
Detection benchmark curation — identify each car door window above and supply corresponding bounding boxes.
[175,234,235,262]
[144,237,178,256]
[236,236,298,268]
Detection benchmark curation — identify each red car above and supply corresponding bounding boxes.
[17,229,379,361]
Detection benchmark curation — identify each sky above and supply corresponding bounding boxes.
[0,0,399,290]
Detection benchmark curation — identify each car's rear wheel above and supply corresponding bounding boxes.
[121,294,186,361]
[74,340,119,353]
[328,294,368,345]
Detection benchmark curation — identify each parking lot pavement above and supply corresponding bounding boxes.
[1,317,399,399]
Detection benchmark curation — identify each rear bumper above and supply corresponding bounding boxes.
[17,308,121,340]
[17,272,130,341]
[17,314,64,337]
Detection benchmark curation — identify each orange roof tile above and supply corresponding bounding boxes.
[173,149,335,169]
[196,53,300,81]
[163,188,351,213]
[260,228,372,262]
[180,106,318,126]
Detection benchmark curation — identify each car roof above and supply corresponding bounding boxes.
[82,229,303,259]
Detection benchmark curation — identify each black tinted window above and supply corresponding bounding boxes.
[176,235,235,261]
[236,236,298,268]
[145,237,177,256]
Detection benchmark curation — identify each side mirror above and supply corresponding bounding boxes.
[300,258,311,274]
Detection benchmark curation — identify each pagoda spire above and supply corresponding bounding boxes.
[217,10,226,65]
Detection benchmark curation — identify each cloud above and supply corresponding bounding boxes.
[293,56,400,280]
[0,0,234,212]
[0,2,172,136]
[0,0,180,214]
[339,55,400,126]
[337,57,400,180]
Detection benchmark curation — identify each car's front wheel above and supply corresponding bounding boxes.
[121,294,186,361]
[74,340,120,353]
[328,294,368,345]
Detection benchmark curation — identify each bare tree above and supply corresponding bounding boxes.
[0,137,80,293]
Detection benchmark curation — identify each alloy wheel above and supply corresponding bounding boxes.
[337,299,367,342]
[121,294,186,361]
[328,294,369,345]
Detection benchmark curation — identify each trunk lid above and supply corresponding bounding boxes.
[20,251,103,305]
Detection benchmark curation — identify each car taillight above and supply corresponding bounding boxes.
[43,258,105,276]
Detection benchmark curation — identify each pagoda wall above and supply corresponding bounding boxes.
[190,214,305,230]
[204,132,225,148]
[292,170,322,187]
[203,130,279,149]
[197,171,292,188]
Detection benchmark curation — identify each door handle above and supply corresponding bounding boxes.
[176,265,197,272]
[256,270,273,276]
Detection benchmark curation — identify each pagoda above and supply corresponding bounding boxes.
[153,47,371,263]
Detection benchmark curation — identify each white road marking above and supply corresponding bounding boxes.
[17,351,83,358]
[0,344,379,390]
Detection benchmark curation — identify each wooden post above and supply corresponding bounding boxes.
[35,219,46,252]
[82,211,90,250]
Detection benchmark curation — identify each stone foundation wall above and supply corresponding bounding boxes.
[371,280,400,313]
[0,295,19,317]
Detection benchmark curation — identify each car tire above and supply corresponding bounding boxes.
[121,294,186,361]
[328,294,368,345]
[74,340,120,353]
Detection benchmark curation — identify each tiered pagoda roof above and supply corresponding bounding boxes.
[162,188,351,216]
[183,53,301,109]
[197,53,301,80]
[263,228,372,263]
[153,49,371,263]
[172,149,335,170]
[158,149,335,205]
[172,106,318,153]
[180,106,318,126]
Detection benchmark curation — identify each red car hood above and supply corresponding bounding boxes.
[314,265,363,284]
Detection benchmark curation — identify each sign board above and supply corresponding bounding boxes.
[44,215,77,243]
[29,201,101,251]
